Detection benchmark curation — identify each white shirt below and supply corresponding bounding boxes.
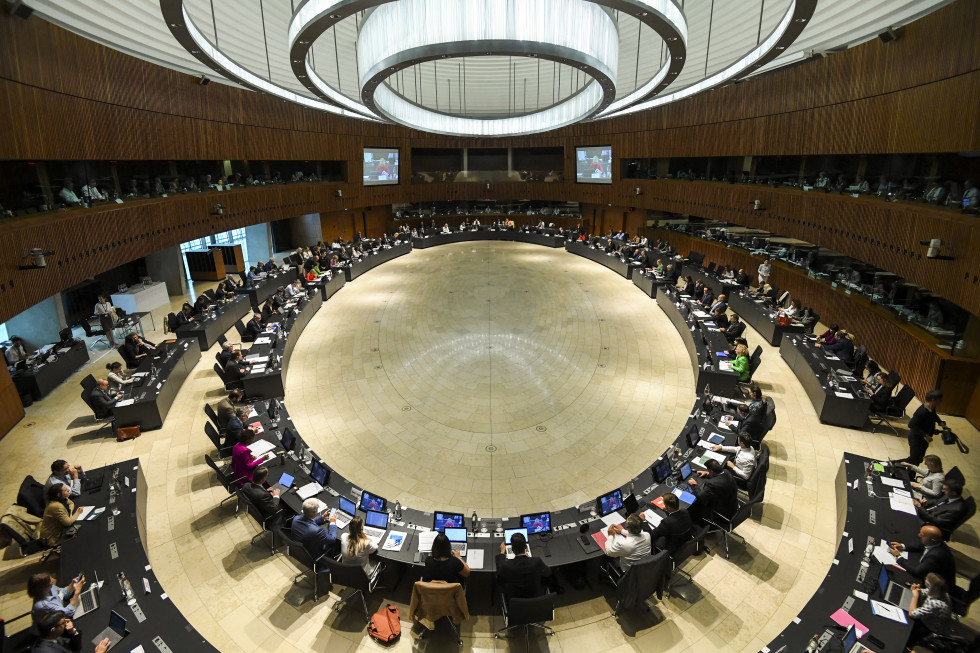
[604,530,651,571]
[758,263,771,278]
[81,185,106,201]
[58,187,81,204]
[5,344,28,364]
[719,445,758,480]
[340,533,379,577]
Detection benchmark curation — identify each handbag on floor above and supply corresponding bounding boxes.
[368,604,401,644]
[116,425,141,442]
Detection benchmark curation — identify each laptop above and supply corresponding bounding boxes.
[879,564,912,610]
[82,469,106,493]
[363,509,389,544]
[72,570,101,619]
[334,496,356,529]
[444,527,468,555]
[91,610,129,650]
[504,527,530,559]
[841,625,866,653]
[272,472,294,494]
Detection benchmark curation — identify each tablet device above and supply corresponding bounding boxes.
[520,512,552,534]
[359,490,387,513]
[433,511,465,532]
[596,489,624,516]
[310,460,329,486]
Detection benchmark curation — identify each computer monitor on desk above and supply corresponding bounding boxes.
[652,458,672,484]
[359,490,387,513]
[520,512,552,534]
[596,489,623,517]
[433,511,465,532]
[310,460,329,486]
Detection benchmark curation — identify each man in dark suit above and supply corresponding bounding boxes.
[643,493,693,557]
[664,265,678,284]
[245,313,263,341]
[699,288,715,309]
[240,466,281,524]
[709,294,728,315]
[174,303,195,328]
[291,498,339,557]
[495,533,553,601]
[89,379,118,419]
[216,342,236,368]
[225,407,257,450]
[735,269,751,286]
[915,480,969,538]
[721,314,746,342]
[902,389,945,465]
[264,257,277,272]
[687,460,738,525]
[737,404,766,441]
[224,350,251,382]
[889,525,956,588]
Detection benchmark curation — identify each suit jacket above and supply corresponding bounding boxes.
[917,497,969,535]
[89,387,115,418]
[898,541,956,588]
[226,416,245,443]
[216,398,237,428]
[410,581,470,628]
[216,349,234,368]
[709,301,728,314]
[692,471,739,521]
[174,311,192,327]
[824,337,855,365]
[741,409,766,439]
[724,321,746,341]
[646,510,693,557]
[290,514,338,557]
[495,553,552,601]
[245,318,263,340]
[241,482,280,521]
[224,359,249,381]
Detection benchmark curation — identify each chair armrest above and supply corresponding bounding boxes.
[261,509,283,528]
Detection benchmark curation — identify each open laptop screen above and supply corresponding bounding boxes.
[338,496,356,516]
[444,527,467,543]
[503,527,528,545]
[365,510,389,530]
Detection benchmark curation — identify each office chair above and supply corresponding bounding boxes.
[204,454,243,509]
[951,574,980,617]
[236,490,282,552]
[410,581,467,646]
[611,551,671,614]
[204,403,222,430]
[705,481,766,558]
[667,525,708,595]
[213,362,242,391]
[495,591,555,644]
[79,374,98,392]
[321,557,385,623]
[204,422,232,459]
[944,497,976,542]
[79,390,115,436]
[277,525,331,603]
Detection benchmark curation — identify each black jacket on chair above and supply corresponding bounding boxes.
[495,553,552,601]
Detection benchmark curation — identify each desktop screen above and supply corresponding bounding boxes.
[575,146,612,184]
[359,490,387,513]
[365,510,389,529]
[680,462,692,481]
[596,489,624,516]
[520,512,552,534]
[310,460,329,486]
[363,147,399,185]
[652,458,671,484]
[504,527,528,545]
[433,512,465,532]
[444,527,468,543]
[687,425,701,449]
[280,428,295,451]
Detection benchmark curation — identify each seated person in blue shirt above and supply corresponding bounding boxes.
[246,266,261,285]
[28,572,85,622]
[291,498,339,557]
[45,459,85,497]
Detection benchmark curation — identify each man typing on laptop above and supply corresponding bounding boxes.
[240,466,281,525]
[33,612,109,653]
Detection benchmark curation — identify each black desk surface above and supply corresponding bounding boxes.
[656,286,741,398]
[779,333,871,429]
[565,241,634,279]
[245,267,300,307]
[112,338,201,431]
[631,270,673,298]
[344,243,412,281]
[64,460,219,652]
[728,290,806,347]
[175,294,250,351]
[764,454,917,653]
[12,340,90,400]
[412,229,565,249]
[307,270,345,302]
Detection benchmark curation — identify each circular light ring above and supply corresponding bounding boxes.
[598,0,817,120]
[355,0,618,136]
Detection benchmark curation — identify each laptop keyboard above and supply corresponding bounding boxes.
[451,542,466,553]
[887,583,905,605]
[79,591,96,613]
[364,527,386,541]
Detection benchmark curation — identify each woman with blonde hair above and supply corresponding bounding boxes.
[901,455,945,498]
[340,516,380,577]
[731,343,751,382]
[908,572,953,643]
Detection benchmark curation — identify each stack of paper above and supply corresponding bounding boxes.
[466,549,485,569]
[417,530,438,553]
[642,511,663,528]
[600,512,626,527]
[870,600,908,624]
[889,493,917,516]
[382,531,406,551]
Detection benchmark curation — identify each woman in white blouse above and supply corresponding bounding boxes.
[105,361,133,393]
[340,516,379,577]
[901,455,945,499]
[93,295,117,347]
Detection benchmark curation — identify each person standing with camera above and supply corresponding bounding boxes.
[902,390,945,466]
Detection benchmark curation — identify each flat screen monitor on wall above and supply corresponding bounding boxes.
[575,146,612,184]
[363,147,399,185]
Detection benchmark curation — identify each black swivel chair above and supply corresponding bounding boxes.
[869,385,915,434]
[236,490,282,552]
[951,575,980,617]
[668,525,708,595]
[205,422,232,459]
[214,362,242,391]
[495,591,556,644]
[705,479,766,558]
[320,556,385,622]
[118,345,139,369]
[611,551,671,615]
[204,403,222,430]
[204,454,243,510]
[276,524,331,603]
[943,496,976,542]
[79,374,98,392]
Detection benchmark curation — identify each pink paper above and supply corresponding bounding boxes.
[830,609,868,638]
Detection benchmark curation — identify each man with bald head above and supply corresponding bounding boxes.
[888,525,956,589]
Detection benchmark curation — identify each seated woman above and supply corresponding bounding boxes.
[908,573,954,645]
[105,361,133,393]
[863,360,882,387]
[655,259,665,275]
[816,324,840,346]
[340,516,380,578]
[40,483,81,546]
[731,344,751,382]
[868,373,895,411]
[422,532,471,585]
[231,429,265,484]
[901,455,945,499]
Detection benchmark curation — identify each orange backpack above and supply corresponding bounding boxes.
[368,604,401,644]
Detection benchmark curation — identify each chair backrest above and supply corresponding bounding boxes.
[506,593,555,627]
[16,476,46,518]
[204,454,234,492]
[670,524,707,570]
[807,313,819,333]
[954,574,980,615]
[852,345,868,372]
[618,550,671,609]
[747,445,770,497]
[750,346,763,367]
[80,389,102,417]
[234,320,247,338]
[762,399,777,435]
[166,313,178,332]
[238,490,275,530]
[118,345,137,368]
[321,556,370,591]
[79,374,97,392]
[213,362,228,382]
[948,496,976,538]
[886,370,902,387]
[204,403,221,428]
[889,385,916,412]
[204,422,225,450]
[412,581,468,621]
[217,334,228,347]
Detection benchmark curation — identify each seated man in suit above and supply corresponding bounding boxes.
[699,287,715,309]
[687,460,739,525]
[889,525,956,589]
[735,268,751,286]
[664,265,678,284]
[816,329,855,365]
[215,389,244,430]
[244,313,264,341]
[495,533,553,602]
[216,342,236,368]
[709,294,728,315]
[602,514,652,574]
[240,466,281,525]
[737,402,767,442]
[89,379,119,419]
[711,306,729,331]
[121,333,154,365]
[720,313,746,342]
[224,350,252,382]
[270,287,287,311]
[642,493,693,558]
[914,479,969,538]
[174,303,195,328]
[264,257,278,272]
[245,265,261,285]
[193,293,212,314]
[290,497,339,557]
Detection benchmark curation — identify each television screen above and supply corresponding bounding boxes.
[575,146,612,184]
[363,147,399,185]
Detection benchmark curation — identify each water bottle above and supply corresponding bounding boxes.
[393,500,402,520]
[118,573,136,605]
[471,510,479,532]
